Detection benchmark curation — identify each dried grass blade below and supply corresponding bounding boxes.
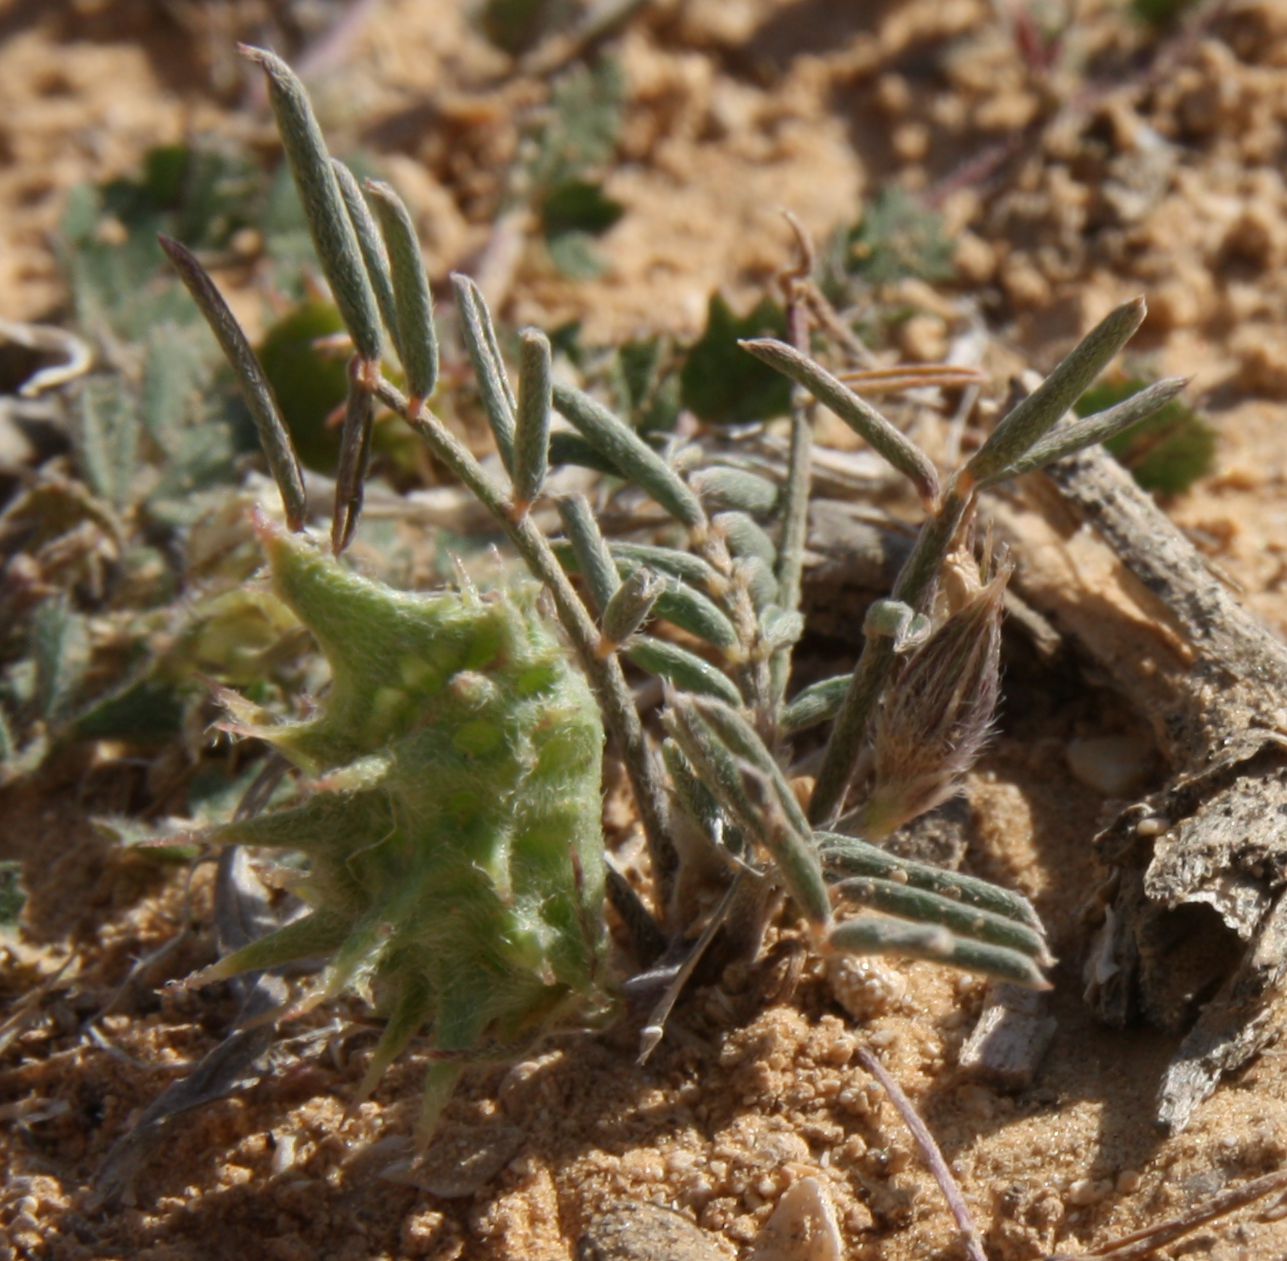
[836,364,988,395]
[855,1044,989,1261]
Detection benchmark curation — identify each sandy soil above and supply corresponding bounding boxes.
[2,1,1286,1258]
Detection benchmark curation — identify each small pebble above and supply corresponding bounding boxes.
[1067,1177,1111,1207]
[827,957,905,1022]
[1116,1169,1142,1194]
[1066,734,1152,797]
[577,1202,728,1261]
[749,1178,844,1261]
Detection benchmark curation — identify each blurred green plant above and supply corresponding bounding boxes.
[608,335,683,433]
[1,139,345,785]
[1131,0,1202,27]
[1077,375,1214,495]
[523,57,626,277]
[837,188,956,289]
[680,294,791,425]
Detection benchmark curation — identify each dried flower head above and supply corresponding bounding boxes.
[853,551,1012,841]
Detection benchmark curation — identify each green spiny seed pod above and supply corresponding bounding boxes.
[200,514,609,1138]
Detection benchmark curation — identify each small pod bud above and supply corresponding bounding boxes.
[332,367,375,554]
[601,566,665,648]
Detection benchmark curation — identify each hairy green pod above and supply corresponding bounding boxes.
[206,516,608,1136]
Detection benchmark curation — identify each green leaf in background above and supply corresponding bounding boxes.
[30,596,91,726]
[257,159,322,282]
[542,178,624,237]
[0,861,26,931]
[610,337,682,434]
[847,187,955,287]
[542,180,624,278]
[680,294,791,425]
[546,231,606,279]
[514,57,626,278]
[480,0,579,54]
[60,143,273,342]
[73,678,187,743]
[1131,0,1202,26]
[1077,377,1216,495]
[530,57,625,190]
[257,300,351,471]
[139,321,242,526]
[143,144,260,249]
[75,377,140,511]
[140,322,210,445]
[548,319,586,365]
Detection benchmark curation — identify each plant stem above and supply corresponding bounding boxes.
[771,276,817,714]
[856,1044,989,1261]
[692,528,775,730]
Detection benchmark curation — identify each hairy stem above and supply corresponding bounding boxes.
[770,272,818,715]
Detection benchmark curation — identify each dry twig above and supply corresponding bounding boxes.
[996,445,1287,1131]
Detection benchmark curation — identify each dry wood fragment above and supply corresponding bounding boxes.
[959,983,1057,1091]
[995,445,1287,1132]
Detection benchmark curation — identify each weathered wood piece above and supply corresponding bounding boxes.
[959,984,1058,1091]
[1003,445,1287,1132]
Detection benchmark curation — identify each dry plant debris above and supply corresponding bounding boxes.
[1005,445,1287,1133]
